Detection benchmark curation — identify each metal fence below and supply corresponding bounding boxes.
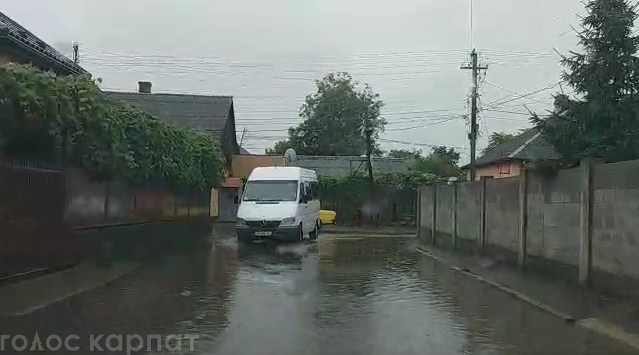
[320,187,417,226]
[0,161,79,280]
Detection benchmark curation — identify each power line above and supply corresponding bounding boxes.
[378,138,467,152]
[483,82,559,109]
[483,80,550,105]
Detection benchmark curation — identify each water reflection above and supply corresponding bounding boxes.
[1,232,636,355]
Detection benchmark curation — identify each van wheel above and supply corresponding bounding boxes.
[298,224,304,243]
[310,221,319,240]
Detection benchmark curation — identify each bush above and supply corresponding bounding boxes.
[0,64,225,190]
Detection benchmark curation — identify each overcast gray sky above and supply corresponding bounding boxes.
[1,0,585,156]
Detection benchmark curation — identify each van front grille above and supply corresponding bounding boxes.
[246,220,281,228]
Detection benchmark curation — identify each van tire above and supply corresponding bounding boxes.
[310,221,319,240]
[298,224,304,242]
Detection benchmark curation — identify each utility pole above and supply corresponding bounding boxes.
[364,128,374,188]
[72,42,79,64]
[461,49,487,181]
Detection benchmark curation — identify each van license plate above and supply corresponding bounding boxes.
[255,231,273,237]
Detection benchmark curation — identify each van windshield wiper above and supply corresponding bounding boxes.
[244,197,284,202]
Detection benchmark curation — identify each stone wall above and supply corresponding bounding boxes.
[417,159,639,293]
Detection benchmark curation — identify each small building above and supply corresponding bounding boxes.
[105,82,241,221]
[292,155,410,177]
[471,129,561,180]
[0,11,86,75]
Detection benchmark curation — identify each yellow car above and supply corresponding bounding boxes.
[319,210,336,226]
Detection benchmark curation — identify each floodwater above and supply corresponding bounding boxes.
[2,227,637,354]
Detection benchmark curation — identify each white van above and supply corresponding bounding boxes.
[236,167,320,242]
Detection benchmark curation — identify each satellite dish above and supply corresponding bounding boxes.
[284,148,297,166]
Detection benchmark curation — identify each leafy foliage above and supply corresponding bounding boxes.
[482,132,516,155]
[0,64,225,190]
[318,171,437,201]
[267,72,386,156]
[532,0,639,163]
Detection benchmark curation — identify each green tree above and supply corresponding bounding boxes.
[267,72,386,156]
[532,0,639,163]
[265,140,290,155]
[482,132,516,155]
[431,146,460,166]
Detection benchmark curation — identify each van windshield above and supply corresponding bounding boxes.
[242,180,299,202]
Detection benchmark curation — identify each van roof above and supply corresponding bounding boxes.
[248,166,317,181]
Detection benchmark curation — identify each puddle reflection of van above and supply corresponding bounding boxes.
[236,167,320,243]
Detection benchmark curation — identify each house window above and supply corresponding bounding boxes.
[499,162,511,175]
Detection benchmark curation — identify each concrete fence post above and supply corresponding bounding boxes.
[479,178,487,249]
[518,169,529,268]
[104,180,111,221]
[431,184,438,245]
[417,187,422,239]
[452,182,458,249]
[579,159,594,286]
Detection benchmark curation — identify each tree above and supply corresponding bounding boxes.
[409,146,461,177]
[532,0,639,163]
[482,132,516,155]
[265,140,290,155]
[267,73,386,156]
[431,146,460,166]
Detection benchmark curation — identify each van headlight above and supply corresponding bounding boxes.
[280,217,296,226]
[236,218,248,227]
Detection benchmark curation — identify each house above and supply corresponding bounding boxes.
[104,82,241,221]
[471,129,561,180]
[0,11,86,75]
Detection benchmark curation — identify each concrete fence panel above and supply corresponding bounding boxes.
[435,184,455,246]
[485,177,520,252]
[456,181,482,242]
[418,186,435,243]
[526,168,581,266]
[592,160,639,280]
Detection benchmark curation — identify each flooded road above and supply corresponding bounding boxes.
[2,227,636,354]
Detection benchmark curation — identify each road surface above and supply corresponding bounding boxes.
[1,226,636,354]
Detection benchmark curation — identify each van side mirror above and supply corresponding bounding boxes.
[300,195,308,204]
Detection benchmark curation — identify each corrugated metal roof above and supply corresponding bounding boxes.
[0,11,86,75]
[475,128,561,166]
[103,91,234,139]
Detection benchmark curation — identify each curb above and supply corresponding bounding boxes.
[322,227,416,236]
[416,245,639,351]
[415,246,575,323]
[2,263,141,318]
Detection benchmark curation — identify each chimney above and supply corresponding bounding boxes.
[138,81,152,94]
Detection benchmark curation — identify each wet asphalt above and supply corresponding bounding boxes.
[1,226,637,354]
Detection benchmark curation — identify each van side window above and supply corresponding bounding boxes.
[304,182,312,199]
[310,182,319,199]
[299,184,304,200]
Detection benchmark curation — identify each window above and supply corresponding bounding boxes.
[305,182,312,199]
[499,162,511,175]
[242,180,299,202]
[310,182,319,199]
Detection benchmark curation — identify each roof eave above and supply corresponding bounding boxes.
[1,35,86,76]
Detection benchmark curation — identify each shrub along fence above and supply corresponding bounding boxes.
[418,159,639,296]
